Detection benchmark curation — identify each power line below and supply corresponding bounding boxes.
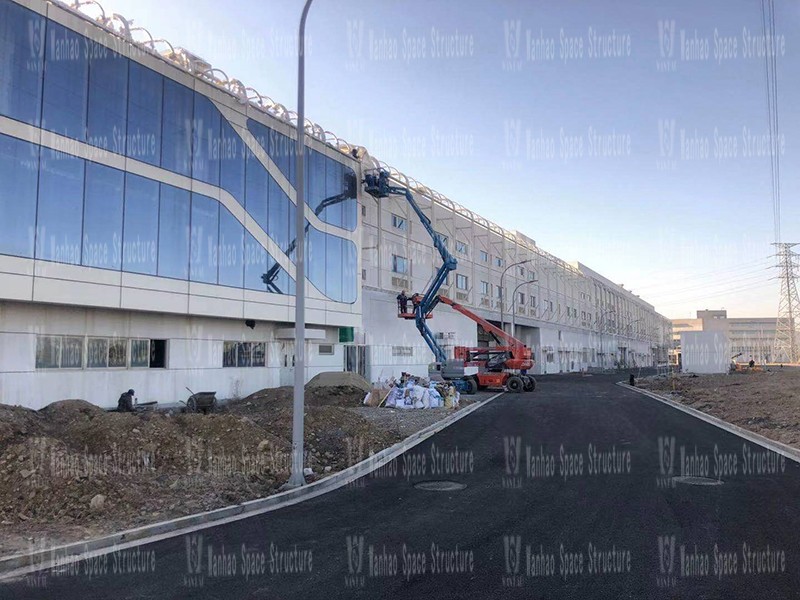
[631,257,772,293]
[656,278,776,309]
[645,269,774,300]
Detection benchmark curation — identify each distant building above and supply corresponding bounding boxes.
[670,310,777,368]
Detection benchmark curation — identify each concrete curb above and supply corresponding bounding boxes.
[0,391,504,580]
[618,382,800,465]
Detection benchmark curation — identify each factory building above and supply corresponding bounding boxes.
[0,0,670,409]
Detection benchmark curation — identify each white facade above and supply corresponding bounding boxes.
[358,182,671,378]
[680,331,731,374]
[0,0,671,409]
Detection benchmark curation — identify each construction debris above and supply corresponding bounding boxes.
[363,375,461,410]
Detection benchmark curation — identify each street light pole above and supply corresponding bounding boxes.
[499,259,532,333]
[287,0,315,489]
[510,279,537,339]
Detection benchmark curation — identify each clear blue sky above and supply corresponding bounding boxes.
[95,0,799,318]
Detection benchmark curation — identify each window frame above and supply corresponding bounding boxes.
[391,213,407,231]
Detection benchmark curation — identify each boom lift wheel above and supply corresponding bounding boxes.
[463,377,478,395]
[523,376,535,392]
[506,375,523,393]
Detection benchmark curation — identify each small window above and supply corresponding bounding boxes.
[223,341,266,367]
[392,346,413,357]
[480,280,490,295]
[252,342,266,367]
[479,250,489,262]
[36,335,84,369]
[530,295,537,307]
[361,205,366,217]
[495,257,504,267]
[109,339,127,368]
[223,341,238,367]
[455,240,468,255]
[237,342,252,367]
[318,344,334,355]
[87,338,109,368]
[149,339,167,368]
[456,274,468,290]
[131,339,150,368]
[518,266,525,277]
[496,286,504,299]
[391,214,407,231]
[362,269,367,280]
[35,336,62,369]
[392,255,408,274]
[518,292,525,305]
[528,270,536,281]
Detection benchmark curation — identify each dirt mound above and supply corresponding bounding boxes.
[639,369,800,447]
[0,404,43,450]
[306,371,371,393]
[232,383,366,410]
[0,381,402,552]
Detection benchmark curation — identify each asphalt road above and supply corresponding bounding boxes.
[3,374,799,599]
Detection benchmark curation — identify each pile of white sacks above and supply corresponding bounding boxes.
[363,377,461,409]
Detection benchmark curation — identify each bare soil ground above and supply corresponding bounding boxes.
[0,385,476,557]
[637,368,800,448]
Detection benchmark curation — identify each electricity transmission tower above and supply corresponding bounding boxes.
[773,243,800,363]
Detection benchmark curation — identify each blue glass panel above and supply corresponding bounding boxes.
[309,148,327,215]
[342,167,358,231]
[244,230,267,291]
[270,259,295,296]
[342,239,358,303]
[191,94,220,186]
[245,149,269,234]
[123,173,159,274]
[161,79,193,176]
[127,62,162,166]
[220,120,245,206]
[36,148,83,264]
[87,42,128,152]
[305,223,326,295]
[0,2,44,126]
[246,119,270,157]
[190,193,219,284]
[0,133,38,257]
[266,127,290,182]
[325,234,343,302]
[218,206,243,288]
[158,184,190,279]
[323,156,343,227]
[42,22,88,140]
[269,174,289,253]
[287,198,296,260]
[82,162,123,270]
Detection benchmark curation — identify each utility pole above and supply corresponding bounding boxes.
[773,242,800,363]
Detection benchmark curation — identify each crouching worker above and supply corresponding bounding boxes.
[118,389,136,412]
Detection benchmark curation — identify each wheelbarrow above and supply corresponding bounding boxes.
[183,387,217,414]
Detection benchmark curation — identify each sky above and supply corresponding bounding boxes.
[90,0,799,319]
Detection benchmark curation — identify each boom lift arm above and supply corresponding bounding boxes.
[438,296,525,350]
[363,170,455,363]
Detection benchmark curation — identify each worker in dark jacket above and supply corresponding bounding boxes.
[397,290,409,314]
[118,389,135,412]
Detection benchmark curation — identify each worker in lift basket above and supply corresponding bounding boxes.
[397,290,409,315]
